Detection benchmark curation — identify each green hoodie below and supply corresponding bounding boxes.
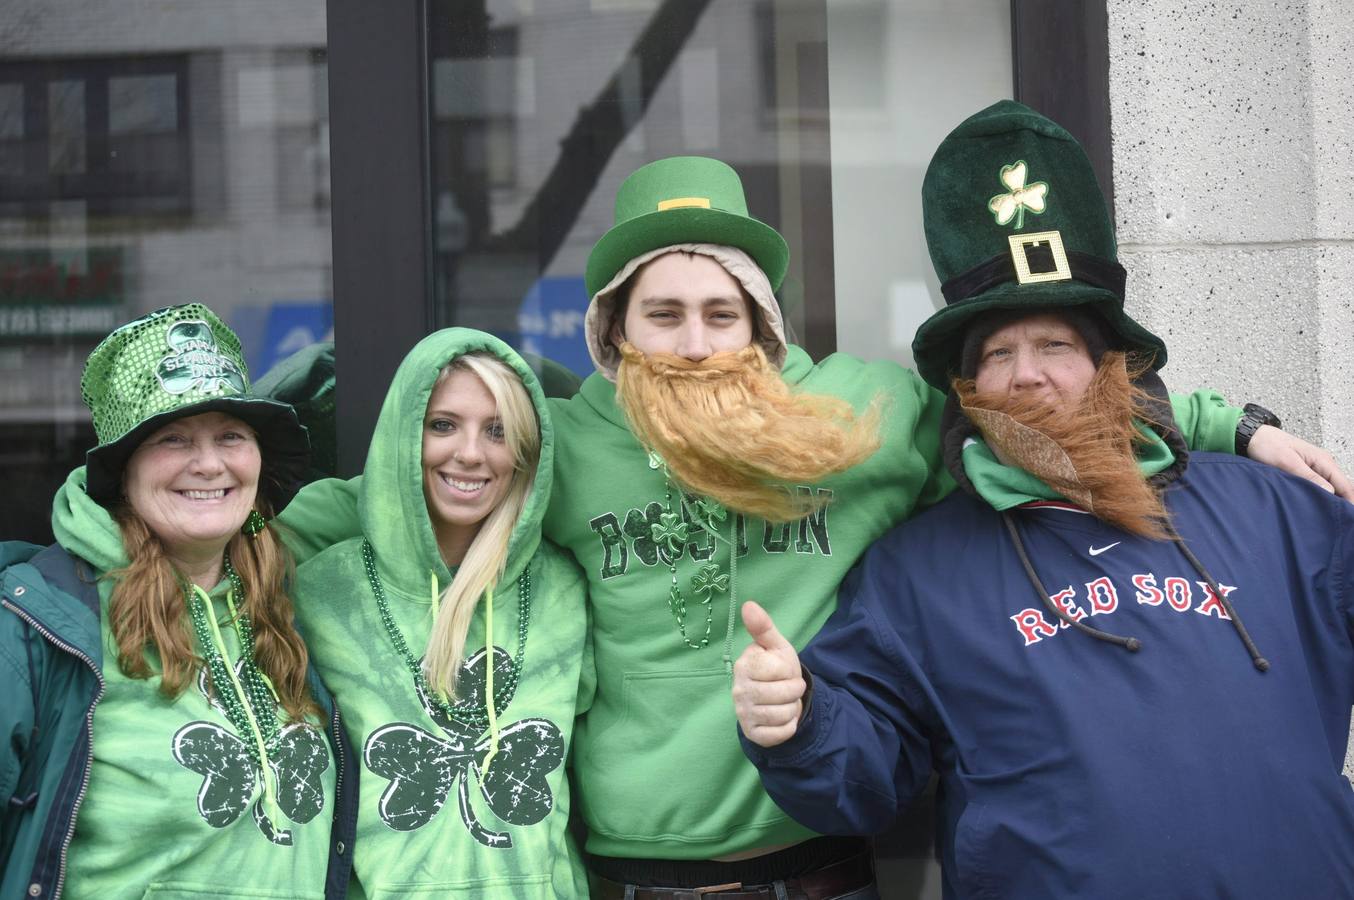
[49,468,336,900]
[543,345,1245,860]
[291,329,590,899]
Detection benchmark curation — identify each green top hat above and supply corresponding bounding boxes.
[585,156,790,297]
[82,302,310,510]
[911,100,1167,391]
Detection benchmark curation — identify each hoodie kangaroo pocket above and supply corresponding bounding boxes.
[364,874,552,898]
[578,667,786,843]
[141,884,323,899]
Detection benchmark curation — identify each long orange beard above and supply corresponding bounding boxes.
[954,352,1173,539]
[616,342,883,523]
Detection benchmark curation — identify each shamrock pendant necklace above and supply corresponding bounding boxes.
[183,557,280,765]
[648,451,731,650]
[361,540,530,732]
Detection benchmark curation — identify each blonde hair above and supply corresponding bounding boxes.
[423,353,540,697]
[108,506,318,721]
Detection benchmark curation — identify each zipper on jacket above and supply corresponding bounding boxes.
[328,700,344,829]
[3,597,106,900]
[326,696,349,900]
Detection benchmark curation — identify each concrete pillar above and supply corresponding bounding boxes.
[1106,0,1354,776]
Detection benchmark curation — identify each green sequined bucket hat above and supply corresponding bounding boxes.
[584,155,790,298]
[911,99,1167,391]
[81,303,311,510]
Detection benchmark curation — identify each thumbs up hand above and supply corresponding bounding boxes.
[733,601,808,748]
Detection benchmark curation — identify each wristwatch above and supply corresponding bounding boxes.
[1235,402,1282,456]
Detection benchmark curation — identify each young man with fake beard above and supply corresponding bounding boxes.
[733,101,1354,900]
[539,142,1353,897]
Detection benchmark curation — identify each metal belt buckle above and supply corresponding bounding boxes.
[1007,230,1071,284]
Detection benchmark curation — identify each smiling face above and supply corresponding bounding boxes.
[123,411,261,565]
[974,312,1098,406]
[422,368,516,563]
[612,251,755,361]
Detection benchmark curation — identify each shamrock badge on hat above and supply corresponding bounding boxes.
[988,160,1049,229]
[155,318,247,396]
[363,648,564,848]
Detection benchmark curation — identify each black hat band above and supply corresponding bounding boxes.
[941,240,1127,307]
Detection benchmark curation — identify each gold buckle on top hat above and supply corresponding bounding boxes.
[1008,230,1071,285]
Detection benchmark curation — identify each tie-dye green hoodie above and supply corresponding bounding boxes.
[290,328,590,900]
[48,468,338,900]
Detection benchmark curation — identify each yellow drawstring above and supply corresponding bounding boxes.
[225,590,280,705]
[429,570,440,618]
[480,583,502,778]
[199,585,281,826]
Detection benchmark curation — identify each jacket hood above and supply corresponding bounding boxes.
[51,466,130,575]
[583,243,788,382]
[358,328,553,602]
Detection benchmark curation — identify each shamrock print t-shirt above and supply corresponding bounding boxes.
[65,584,335,900]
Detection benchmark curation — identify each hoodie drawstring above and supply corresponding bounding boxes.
[195,584,282,824]
[1002,513,1143,653]
[1172,536,1270,671]
[480,583,502,777]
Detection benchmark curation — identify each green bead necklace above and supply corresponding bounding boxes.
[184,557,280,763]
[361,540,530,733]
[647,451,731,650]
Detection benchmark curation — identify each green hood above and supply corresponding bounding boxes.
[51,466,130,575]
[358,328,553,602]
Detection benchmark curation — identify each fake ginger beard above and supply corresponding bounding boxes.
[954,351,1173,540]
[616,341,883,523]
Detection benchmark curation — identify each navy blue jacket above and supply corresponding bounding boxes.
[0,543,358,900]
[743,453,1354,899]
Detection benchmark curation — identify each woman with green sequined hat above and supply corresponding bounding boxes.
[285,327,590,898]
[0,303,355,900]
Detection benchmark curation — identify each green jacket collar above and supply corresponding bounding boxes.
[962,425,1174,512]
[0,541,103,666]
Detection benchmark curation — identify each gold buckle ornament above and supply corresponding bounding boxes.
[657,196,711,211]
[1007,230,1071,285]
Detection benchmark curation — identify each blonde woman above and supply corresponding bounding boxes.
[289,329,589,898]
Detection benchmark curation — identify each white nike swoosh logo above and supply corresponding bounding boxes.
[1089,542,1121,556]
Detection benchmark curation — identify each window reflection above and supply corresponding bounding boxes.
[427,0,835,377]
[0,7,333,545]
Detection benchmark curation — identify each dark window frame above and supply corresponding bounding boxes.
[0,54,193,221]
[326,0,1111,476]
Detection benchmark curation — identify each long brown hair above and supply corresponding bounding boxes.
[108,507,318,721]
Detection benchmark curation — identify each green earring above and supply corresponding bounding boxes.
[242,509,268,537]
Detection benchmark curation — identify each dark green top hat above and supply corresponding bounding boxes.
[585,156,790,297]
[81,302,310,510]
[911,100,1167,391]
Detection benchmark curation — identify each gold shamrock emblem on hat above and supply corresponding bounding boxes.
[988,160,1049,229]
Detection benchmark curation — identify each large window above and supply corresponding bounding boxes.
[418,0,1015,383]
[424,0,843,377]
[0,4,333,544]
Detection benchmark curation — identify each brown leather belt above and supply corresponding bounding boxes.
[596,850,874,900]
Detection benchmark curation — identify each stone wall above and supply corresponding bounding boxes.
[1106,0,1354,776]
